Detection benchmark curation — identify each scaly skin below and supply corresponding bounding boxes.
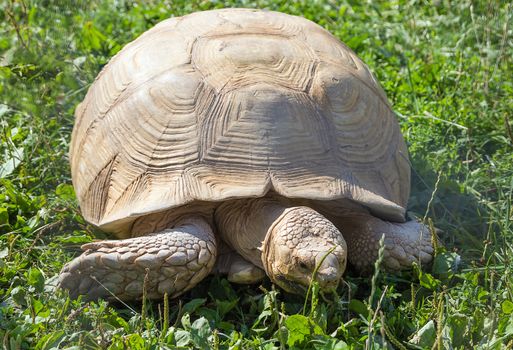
[215,198,347,294]
[58,217,216,301]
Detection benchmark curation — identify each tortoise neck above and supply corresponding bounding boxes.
[214,197,287,271]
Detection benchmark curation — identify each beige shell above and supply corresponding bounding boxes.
[70,8,410,234]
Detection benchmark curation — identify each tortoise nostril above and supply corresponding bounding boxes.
[313,252,344,289]
[315,270,340,288]
[316,252,340,270]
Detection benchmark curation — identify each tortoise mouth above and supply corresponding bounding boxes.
[272,271,342,294]
[272,274,309,295]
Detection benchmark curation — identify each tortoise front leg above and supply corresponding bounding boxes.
[330,212,433,273]
[58,216,216,301]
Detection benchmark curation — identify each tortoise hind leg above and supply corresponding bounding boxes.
[331,212,433,274]
[58,216,216,301]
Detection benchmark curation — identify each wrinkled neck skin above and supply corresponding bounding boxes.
[215,198,285,270]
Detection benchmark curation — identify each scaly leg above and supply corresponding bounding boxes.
[59,216,216,301]
[330,212,433,273]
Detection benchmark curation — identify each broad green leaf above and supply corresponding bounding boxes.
[35,330,64,350]
[502,300,513,314]
[333,341,349,350]
[409,320,436,348]
[314,338,349,350]
[348,299,369,318]
[418,272,440,290]
[175,329,191,347]
[27,268,45,293]
[55,183,75,201]
[181,313,191,329]
[208,276,238,301]
[164,326,176,344]
[182,298,207,315]
[10,286,27,306]
[284,314,323,347]
[447,313,467,347]
[478,289,489,302]
[432,252,461,278]
[216,298,239,318]
[125,333,145,348]
[197,307,217,322]
[1,179,32,212]
[0,147,24,179]
[190,317,211,349]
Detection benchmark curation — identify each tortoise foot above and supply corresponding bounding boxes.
[380,220,434,271]
[214,247,265,284]
[334,213,434,273]
[58,217,216,301]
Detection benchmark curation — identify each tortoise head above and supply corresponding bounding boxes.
[262,207,347,294]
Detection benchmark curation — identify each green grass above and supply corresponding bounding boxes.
[1,0,512,348]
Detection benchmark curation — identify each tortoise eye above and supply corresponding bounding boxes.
[299,261,308,270]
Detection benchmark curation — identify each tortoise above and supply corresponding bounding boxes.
[59,8,433,301]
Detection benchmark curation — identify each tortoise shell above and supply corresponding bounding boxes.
[70,8,410,234]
